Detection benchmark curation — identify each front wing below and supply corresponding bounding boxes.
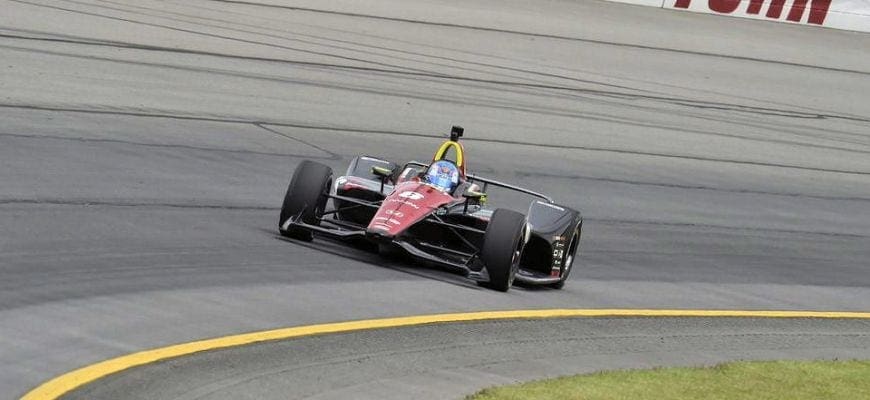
[280,192,492,282]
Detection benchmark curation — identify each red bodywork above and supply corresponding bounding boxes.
[366,136,468,237]
[366,180,455,237]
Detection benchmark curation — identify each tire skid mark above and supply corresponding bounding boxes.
[4,33,870,152]
[6,44,702,127]
[3,40,868,152]
[47,0,648,94]
[6,0,433,75]
[3,23,869,125]
[63,0,704,100]
[123,0,869,124]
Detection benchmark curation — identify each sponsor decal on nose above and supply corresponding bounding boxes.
[370,223,392,231]
[374,217,402,225]
[386,198,421,209]
[398,191,424,200]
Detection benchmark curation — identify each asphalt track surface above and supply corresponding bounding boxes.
[1,0,869,398]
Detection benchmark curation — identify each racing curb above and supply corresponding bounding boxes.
[21,308,870,399]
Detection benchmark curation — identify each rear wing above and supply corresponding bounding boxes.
[403,161,554,203]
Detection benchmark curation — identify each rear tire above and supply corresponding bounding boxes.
[279,160,333,241]
[479,209,526,292]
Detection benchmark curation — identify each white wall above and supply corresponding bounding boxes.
[609,0,665,6]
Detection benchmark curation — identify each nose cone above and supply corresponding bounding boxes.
[366,182,454,237]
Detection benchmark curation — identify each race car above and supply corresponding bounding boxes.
[278,126,583,291]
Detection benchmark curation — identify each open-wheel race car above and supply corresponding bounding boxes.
[278,126,583,292]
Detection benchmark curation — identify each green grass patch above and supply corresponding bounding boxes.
[467,360,870,400]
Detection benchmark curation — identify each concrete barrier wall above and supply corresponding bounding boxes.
[606,0,870,33]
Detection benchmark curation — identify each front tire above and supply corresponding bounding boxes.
[479,209,527,292]
[279,160,333,241]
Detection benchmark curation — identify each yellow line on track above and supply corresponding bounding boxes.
[21,308,870,400]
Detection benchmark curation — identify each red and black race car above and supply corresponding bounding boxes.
[278,126,583,292]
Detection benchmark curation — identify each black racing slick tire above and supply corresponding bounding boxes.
[550,225,581,289]
[279,160,333,241]
[479,208,527,292]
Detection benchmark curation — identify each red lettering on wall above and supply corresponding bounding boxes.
[709,0,741,13]
[807,0,832,24]
[766,0,787,18]
[670,0,831,26]
[747,0,764,14]
[788,0,810,21]
[784,0,832,24]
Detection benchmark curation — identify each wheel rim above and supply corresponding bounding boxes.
[562,231,579,278]
[508,225,524,286]
[314,177,332,219]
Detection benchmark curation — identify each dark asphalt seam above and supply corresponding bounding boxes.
[0,199,274,210]
[588,218,869,239]
[3,115,868,198]
[515,171,870,203]
[1,198,861,239]
[2,104,868,176]
[206,0,870,77]
[584,249,862,261]
[0,131,336,159]
[254,124,342,160]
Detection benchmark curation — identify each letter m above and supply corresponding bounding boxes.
[786,0,833,25]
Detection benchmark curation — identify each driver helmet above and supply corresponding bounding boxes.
[425,160,460,192]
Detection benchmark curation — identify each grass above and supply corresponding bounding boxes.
[466,360,870,400]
